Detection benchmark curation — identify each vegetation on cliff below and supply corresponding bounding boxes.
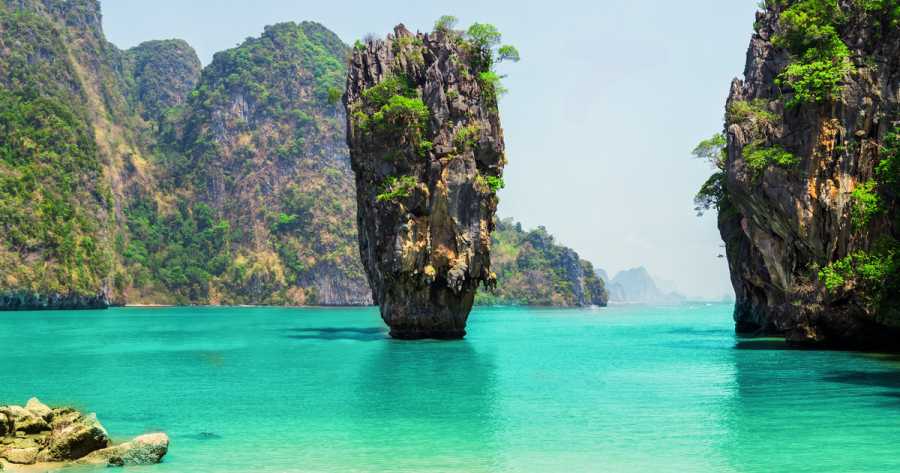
[0,89,112,298]
[345,20,516,337]
[125,39,202,121]
[819,125,899,321]
[476,219,608,307]
[0,1,371,307]
[124,21,369,306]
[699,0,900,346]
[0,4,113,300]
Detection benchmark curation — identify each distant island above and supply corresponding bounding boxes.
[597,267,686,305]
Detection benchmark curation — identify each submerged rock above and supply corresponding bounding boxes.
[345,24,508,338]
[0,399,167,468]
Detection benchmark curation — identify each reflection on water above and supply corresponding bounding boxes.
[351,340,499,472]
[824,369,900,389]
[284,326,388,342]
[722,334,900,472]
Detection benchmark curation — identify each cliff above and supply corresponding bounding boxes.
[0,0,371,308]
[123,22,371,306]
[0,0,133,308]
[476,219,608,306]
[125,39,202,121]
[710,0,900,348]
[345,22,512,338]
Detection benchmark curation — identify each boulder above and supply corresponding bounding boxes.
[0,401,166,469]
[24,399,52,422]
[38,411,109,461]
[2,407,49,435]
[77,433,169,467]
[2,447,39,465]
[3,437,43,451]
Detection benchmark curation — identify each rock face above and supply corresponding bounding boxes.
[346,25,507,338]
[126,39,202,121]
[718,1,900,348]
[77,433,169,467]
[0,0,372,309]
[0,398,167,468]
[478,219,608,307]
[162,22,371,306]
[0,293,109,311]
[0,0,121,309]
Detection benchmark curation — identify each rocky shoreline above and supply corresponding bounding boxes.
[0,293,109,311]
[0,399,168,470]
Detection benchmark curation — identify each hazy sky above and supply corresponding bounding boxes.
[102,0,758,300]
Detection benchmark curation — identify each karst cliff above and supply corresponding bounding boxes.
[708,0,899,348]
[345,23,511,338]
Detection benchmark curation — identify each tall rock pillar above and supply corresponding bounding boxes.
[345,24,507,339]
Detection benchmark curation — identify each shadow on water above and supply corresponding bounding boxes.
[733,338,801,351]
[666,327,733,336]
[181,432,223,441]
[824,369,900,408]
[824,370,900,389]
[284,327,388,342]
[350,340,499,471]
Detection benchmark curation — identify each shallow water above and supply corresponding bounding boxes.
[1,304,899,472]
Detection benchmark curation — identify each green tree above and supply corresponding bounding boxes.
[692,133,728,216]
[434,15,459,33]
[692,133,727,170]
[465,23,520,72]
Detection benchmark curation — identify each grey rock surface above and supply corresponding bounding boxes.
[346,25,507,338]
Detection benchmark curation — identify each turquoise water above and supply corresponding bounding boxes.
[2,304,899,472]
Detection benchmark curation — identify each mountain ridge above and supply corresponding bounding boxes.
[0,1,610,310]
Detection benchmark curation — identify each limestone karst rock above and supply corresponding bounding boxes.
[77,433,170,467]
[346,24,508,339]
[0,399,168,468]
[717,1,900,348]
[0,0,371,308]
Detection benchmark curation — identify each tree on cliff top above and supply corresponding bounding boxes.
[430,16,521,106]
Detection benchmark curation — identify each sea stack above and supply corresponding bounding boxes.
[345,23,508,339]
[716,2,899,348]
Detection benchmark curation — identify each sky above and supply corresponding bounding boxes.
[102,0,758,300]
